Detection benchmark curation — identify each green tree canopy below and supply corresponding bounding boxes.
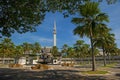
[32,42,41,54]
[14,45,24,58]
[72,1,109,71]
[51,46,59,57]
[74,40,90,58]
[0,0,117,37]
[0,0,46,37]
[22,42,32,54]
[0,38,15,58]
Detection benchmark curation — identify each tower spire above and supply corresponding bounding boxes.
[53,20,56,46]
[54,20,56,32]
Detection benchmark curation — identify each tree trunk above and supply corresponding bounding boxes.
[2,53,5,64]
[89,24,96,71]
[107,53,111,64]
[90,37,96,71]
[103,47,106,66]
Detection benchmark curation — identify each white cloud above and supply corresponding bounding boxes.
[11,32,53,46]
[36,37,53,43]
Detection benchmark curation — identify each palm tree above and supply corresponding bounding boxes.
[14,45,24,63]
[94,31,116,66]
[72,2,109,71]
[51,46,59,58]
[105,33,115,64]
[82,44,90,58]
[22,42,32,64]
[0,38,15,64]
[74,40,90,64]
[93,27,110,66]
[74,40,84,59]
[67,47,75,63]
[32,42,41,54]
[31,42,41,61]
[22,42,32,54]
[61,44,69,57]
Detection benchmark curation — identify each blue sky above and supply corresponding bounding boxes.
[10,1,120,49]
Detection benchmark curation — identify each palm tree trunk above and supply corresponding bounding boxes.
[2,53,5,64]
[90,25,96,71]
[90,37,96,71]
[89,22,96,71]
[103,47,106,66]
[107,52,110,64]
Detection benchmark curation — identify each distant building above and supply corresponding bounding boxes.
[37,47,53,64]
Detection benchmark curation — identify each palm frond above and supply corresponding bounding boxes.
[71,18,85,24]
[73,24,90,38]
[80,2,100,17]
[96,13,109,22]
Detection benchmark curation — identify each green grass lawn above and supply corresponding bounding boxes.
[0,64,8,68]
[82,70,108,74]
[101,63,117,68]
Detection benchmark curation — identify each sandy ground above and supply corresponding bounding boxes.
[0,64,120,80]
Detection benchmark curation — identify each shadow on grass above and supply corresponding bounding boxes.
[0,68,113,80]
[116,73,120,77]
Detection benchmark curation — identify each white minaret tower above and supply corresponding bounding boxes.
[53,20,57,46]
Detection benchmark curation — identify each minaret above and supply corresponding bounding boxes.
[53,20,56,46]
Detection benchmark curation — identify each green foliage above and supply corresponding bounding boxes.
[14,45,24,58]
[61,44,69,53]
[80,2,100,17]
[67,47,75,58]
[72,1,110,71]
[101,63,117,68]
[22,42,32,54]
[0,38,15,57]
[51,46,59,57]
[0,0,46,37]
[89,48,100,56]
[82,70,108,74]
[0,0,117,37]
[32,42,41,54]
[0,38,42,58]
[61,44,69,57]
[74,40,90,58]
[61,40,90,58]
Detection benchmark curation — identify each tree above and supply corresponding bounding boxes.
[74,40,90,64]
[22,42,32,55]
[67,47,75,63]
[72,2,109,71]
[14,45,24,63]
[51,46,59,58]
[0,0,117,37]
[32,42,41,54]
[0,0,46,37]
[0,38,15,64]
[46,0,117,17]
[104,37,117,64]
[94,29,116,66]
[74,40,84,58]
[81,44,90,57]
[93,27,110,66]
[61,44,69,57]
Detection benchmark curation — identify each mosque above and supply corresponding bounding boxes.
[17,21,57,64]
[32,20,57,64]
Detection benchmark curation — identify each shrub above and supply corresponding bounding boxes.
[9,64,23,68]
